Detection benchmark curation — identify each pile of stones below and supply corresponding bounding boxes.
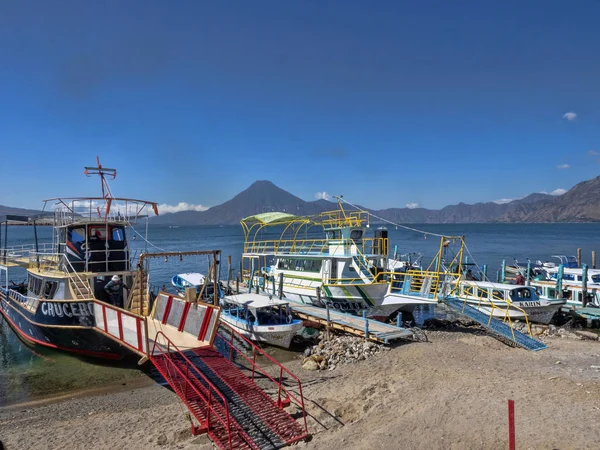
[301,333,389,371]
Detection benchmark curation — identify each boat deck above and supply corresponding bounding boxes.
[288,301,413,343]
[573,307,600,320]
[147,319,208,355]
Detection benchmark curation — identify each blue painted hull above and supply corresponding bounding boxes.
[0,291,129,359]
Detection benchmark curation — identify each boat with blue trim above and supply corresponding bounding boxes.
[219,293,303,348]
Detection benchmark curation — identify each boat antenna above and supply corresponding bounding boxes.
[84,156,117,218]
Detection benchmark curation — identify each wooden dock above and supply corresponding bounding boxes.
[288,301,413,343]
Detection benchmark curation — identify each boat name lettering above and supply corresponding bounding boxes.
[325,301,364,311]
[517,301,541,307]
[41,302,95,318]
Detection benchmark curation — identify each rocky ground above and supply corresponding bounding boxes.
[2,326,600,449]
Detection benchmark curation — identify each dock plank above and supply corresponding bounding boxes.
[288,301,412,343]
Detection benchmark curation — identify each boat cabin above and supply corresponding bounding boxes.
[460,282,541,303]
[59,222,130,273]
[221,294,296,327]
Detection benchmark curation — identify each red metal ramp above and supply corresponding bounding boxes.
[149,327,308,450]
[189,346,307,448]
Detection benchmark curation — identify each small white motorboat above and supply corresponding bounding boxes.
[171,272,205,293]
[219,293,304,349]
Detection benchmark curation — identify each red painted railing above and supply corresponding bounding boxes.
[216,322,308,436]
[151,332,238,449]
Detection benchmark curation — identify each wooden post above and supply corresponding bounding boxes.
[236,274,240,294]
[525,261,531,286]
[592,251,596,269]
[577,248,582,268]
[272,275,276,295]
[582,263,588,308]
[227,255,232,290]
[501,260,506,283]
[213,253,218,306]
[508,399,515,450]
[278,273,284,299]
[363,310,369,339]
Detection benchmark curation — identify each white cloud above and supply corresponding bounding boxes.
[405,203,419,209]
[588,150,599,156]
[563,111,577,121]
[550,188,566,196]
[493,198,516,205]
[157,202,208,214]
[315,191,331,200]
[556,164,570,169]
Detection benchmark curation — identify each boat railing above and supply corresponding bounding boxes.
[319,209,368,230]
[243,237,388,256]
[215,322,309,438]
[0,286,40,312]
[1,243,55,264]
[375,269,448,298]
[48,197,156,227]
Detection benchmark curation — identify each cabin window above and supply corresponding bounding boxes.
[28,276,43,296]
[89,226,108,240]
[492,290,505,300]
[514,288,532,299]
[591,275,600,283]
[326,230,341,239]
[548,288,556,298]
[42,281,58,299]
[70,228,86,243]
[350,230,363,240]
[277,258,322,272]
[112,227,125,241]
[479,289,489,299]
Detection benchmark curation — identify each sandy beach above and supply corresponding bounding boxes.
[1,328,600,450]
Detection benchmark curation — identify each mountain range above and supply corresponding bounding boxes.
[149,176,600,225]
[4,175,600,225]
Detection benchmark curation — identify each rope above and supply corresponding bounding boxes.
[339,198,460,239]
[126,222,169,252]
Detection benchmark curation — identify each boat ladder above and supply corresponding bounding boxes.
[442,297,547,351]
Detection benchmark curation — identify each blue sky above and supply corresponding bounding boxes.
[1,0,599,212]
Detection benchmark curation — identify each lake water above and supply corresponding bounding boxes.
[1,222,599,405]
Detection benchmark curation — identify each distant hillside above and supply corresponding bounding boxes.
[499,176,600,222]
[150,180,570,226]
[151,181,337,225]
[7,175,600,225]
[0,205,43,218]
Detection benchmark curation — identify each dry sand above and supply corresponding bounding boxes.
[2,330,600,450]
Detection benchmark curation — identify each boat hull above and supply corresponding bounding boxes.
[281,282,392,319]
[0,291,126,359]
[462,298,565,324]
[219,314,303,349]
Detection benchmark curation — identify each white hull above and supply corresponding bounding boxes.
[219,314,303,349]
[281,283,390,318]
[462,298,565,324]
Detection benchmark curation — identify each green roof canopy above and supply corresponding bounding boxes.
[241,212,301,225]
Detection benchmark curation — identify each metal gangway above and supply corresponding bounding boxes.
[93,293,309,449]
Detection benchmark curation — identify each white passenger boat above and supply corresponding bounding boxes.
[240,206,390,319]
[454,281,566,324]
[530,280,600,311]
[219,293,303,349]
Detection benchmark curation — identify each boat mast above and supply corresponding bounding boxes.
[84,156,117,219]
